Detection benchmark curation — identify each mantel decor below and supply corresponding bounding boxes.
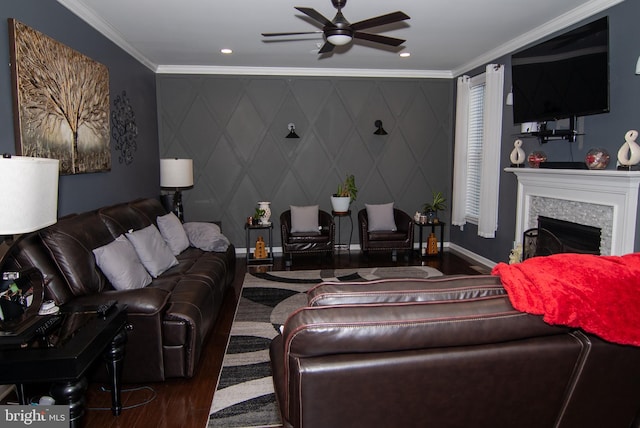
[8,19,110,175]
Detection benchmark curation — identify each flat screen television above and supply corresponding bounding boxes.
[511,16,609,125]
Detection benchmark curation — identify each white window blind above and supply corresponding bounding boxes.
[465,80,485,222]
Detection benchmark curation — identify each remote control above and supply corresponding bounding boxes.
[97,300,117,317]
[34,316,61,336]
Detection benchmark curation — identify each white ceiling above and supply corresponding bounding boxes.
[57,0,623,78]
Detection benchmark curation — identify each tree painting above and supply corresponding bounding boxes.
[9,19,110,175]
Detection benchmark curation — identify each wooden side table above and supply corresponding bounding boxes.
[0,304,128,428]
[415,221,445,257]
[245,223,274,264]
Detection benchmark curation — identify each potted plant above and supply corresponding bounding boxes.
[422,191,446,223]
[252,207,265,225]
[331,174,357,213]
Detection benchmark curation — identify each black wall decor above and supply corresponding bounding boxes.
[111,91,138,165]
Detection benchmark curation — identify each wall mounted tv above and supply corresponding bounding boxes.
[511,16,609,126]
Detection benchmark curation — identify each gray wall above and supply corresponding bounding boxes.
[157,75,453,248]
[451,0,640,263]
[0,1,159,216]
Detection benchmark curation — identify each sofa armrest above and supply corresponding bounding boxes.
[307,275,505,306]
[61,287,170,315]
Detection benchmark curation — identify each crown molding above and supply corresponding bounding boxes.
[154,65,453,79]
[452,0,625,76]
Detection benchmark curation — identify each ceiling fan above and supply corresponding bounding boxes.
[261,0,410,54]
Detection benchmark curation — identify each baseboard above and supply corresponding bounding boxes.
[447,243,497,270]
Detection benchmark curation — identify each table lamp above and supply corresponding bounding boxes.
[0,155,59,322]
[0,155,60,263]
[160,158,193,222]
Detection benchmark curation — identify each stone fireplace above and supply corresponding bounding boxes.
[506,168,640,255]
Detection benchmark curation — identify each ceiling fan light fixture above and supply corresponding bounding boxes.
[326,34,352,46]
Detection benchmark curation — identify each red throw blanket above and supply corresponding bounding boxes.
[492,252,640,346]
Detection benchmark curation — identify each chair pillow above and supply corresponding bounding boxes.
[126,225,179,278]
[157,212,189,255]
[366,202,397,232]
[290,205,320,233]
[93,235,152,290]
[183,222,230,252]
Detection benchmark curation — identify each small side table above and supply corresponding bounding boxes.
[415,221,445,257]
[245,223,274,264]
[332,210,353,251]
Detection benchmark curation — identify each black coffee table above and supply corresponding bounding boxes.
[0,304,128,428]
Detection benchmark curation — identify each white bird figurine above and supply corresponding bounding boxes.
[617,129,640,167]
[510,139,525,166]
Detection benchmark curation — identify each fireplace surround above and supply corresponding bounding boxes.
[506,168,640,255]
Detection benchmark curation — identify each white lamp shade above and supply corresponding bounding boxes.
[0,156,59,234]
[160,158,194,188]
[636,56,640,75]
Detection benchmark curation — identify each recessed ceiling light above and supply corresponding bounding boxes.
[400,52,410,58]
[221,48,233,54]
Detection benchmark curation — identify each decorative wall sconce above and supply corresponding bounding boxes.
[286,123,299,138]
[374,120,387,135]
[506,87,513,105]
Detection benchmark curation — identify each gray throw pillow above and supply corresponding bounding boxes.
[93,235,152,290]
[290,205,320,233]
[126,225,179,278]
[183,222,230,252]
[366,202,397,232]
[157,212,190,255]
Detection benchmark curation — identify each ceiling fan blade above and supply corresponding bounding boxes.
[318,42,335,54]
[350,11,410,31]
[294,7,334,28]
[262,31,323,37]
[353,32,405,47]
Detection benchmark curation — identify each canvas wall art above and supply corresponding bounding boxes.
[9,19,111,175]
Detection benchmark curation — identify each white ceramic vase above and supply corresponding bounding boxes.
[258,201,271,225]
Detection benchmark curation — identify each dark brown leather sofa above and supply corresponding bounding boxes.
[270,275,640,428]
[2,198,236,383]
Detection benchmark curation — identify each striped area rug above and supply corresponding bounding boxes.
[208,266,442,428]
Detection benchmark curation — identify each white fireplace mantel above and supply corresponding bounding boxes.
[505,168,640,255]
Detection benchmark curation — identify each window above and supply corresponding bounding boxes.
[465,74,486,223]
[451,64,504,238]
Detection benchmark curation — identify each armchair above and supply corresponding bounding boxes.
[358,207,414,259]
[280,209,334,266]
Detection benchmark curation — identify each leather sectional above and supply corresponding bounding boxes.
[3,198,236,383]
[270,275,640,428]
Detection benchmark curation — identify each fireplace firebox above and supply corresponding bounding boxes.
[523,216,601,259]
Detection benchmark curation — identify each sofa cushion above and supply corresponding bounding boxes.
[157,212,190,255]
[183,222,230,252]
[366,203,397,231]
[126,225,179,278]
[93,234,152,290]
[290,205,320,233]
[99,202,152,238]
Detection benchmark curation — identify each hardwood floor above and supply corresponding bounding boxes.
[75,250,487,427]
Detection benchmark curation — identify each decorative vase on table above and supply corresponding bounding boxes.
[585,148,610,170]
[258,201,271,225]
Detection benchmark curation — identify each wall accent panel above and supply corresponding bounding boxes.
[157,75,453,249]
